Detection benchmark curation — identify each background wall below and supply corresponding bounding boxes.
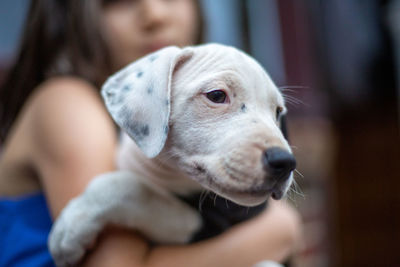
[0,0,29,67]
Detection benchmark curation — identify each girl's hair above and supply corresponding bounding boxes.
[0,0,204,143]
[0,0,113,142]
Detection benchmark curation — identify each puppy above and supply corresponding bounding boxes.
[48,44,296,267]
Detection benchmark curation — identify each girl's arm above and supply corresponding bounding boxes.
[83,201,300,267]
[27,77,118,217]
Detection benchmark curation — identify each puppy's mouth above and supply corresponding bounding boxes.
[208,175,289,203]
[204,178,270,206]
[199,170,288,206]
[180,160,291,206]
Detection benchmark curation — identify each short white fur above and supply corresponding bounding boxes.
[49,44,292,267]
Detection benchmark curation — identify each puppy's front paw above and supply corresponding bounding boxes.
[48,198,102,267]
[253,261,285,267]
[140,196,202,244]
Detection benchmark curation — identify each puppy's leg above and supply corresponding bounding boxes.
[48,171,201,267]
[253,261,285,267]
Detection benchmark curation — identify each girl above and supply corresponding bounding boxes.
[0,0,301,266]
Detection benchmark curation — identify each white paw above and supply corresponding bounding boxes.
[139,195,202,244]
[48,198,102,267]
[253,261,284,267]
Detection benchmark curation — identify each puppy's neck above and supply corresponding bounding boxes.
[117,133,202,195]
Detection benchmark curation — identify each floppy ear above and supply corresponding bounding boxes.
[101,46,194,158]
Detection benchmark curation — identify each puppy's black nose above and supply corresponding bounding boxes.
[263,147,296,182]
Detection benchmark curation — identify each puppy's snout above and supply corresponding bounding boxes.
[262,147,296,182]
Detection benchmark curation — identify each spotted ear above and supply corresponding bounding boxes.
[101,46,194,158]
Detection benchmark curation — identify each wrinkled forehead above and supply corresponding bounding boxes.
[182,44,284,105]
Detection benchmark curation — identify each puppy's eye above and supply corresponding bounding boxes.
[276,106,283,120]
[206,90,227,104]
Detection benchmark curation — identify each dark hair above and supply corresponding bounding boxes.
[0,0,114,142]
[0,0,204,143]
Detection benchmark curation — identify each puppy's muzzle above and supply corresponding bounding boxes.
[262,147,296,199]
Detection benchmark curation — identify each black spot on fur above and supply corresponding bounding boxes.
[241,103,247,112]
[125,121,150,141]
[117,106,129,120]
[106,91,114,97]
[147,86,153,94]
[110,93,125,105]
[194,163,206,174]
[149,55,158,62]
[122,84,132,92]
[137,71,143,78]
[142,125,150,136]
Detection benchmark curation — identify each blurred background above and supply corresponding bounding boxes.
[1,0,399,266]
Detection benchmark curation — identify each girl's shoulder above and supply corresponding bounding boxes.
[16,76,117,167]
[30,76,103,113]
[23,76,115,139]
[0,76,117,197]
[24,75,117,147]
[27,76,111,123]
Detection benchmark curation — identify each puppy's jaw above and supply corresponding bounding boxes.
[169,139,294,206]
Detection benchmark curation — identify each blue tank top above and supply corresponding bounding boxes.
[0,192,267,266]
[0,193,55,267]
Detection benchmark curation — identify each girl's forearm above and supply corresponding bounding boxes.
[146,201,301,267]
[83,201,301,267]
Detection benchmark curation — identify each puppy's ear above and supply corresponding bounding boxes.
[101,46,194,158]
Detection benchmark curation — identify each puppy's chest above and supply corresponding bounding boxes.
[178,193,268,242]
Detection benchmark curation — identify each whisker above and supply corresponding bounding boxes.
[284,175,306,206]
[282,95,309,108]
[213,194,218,206]
[294,169,304,178]
[163,150,179,161]
[283,96,300,105]
[225,198,230,209]
[285,189,297,204]
[279,88,296,93]
[286,181,305,207]
[279,86,310,108]
[279,85,311,91]
[292,179,304,197]
[199,190,209,211]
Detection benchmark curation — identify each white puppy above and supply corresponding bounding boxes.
[48,44,296,267]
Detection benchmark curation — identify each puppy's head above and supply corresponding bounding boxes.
[102,44,296,206]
